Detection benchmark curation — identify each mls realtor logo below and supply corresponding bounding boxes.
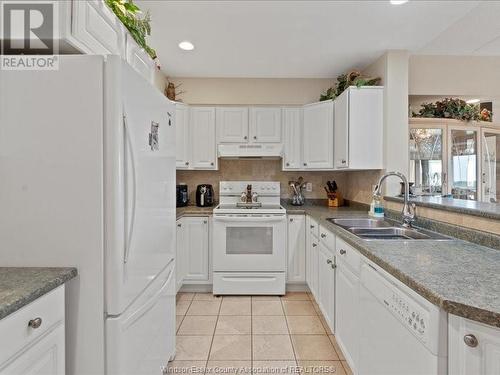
[1,1,59,70]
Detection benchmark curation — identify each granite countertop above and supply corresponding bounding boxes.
[176,201,500,327]
[384,195,500,220]
[0,267,78,320]
[283,202,500,328]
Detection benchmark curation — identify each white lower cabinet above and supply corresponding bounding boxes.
[287,215,306,283]
[0,286,65,375]
[335,252,360,374]
[176,217,210,284]
[306,216,319,299]
[317,243,335,333]
[449,314,500,375]
[176,219,186,292]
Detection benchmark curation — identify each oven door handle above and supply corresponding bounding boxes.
[213,215,286,223]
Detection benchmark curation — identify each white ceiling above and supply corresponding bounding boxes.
[138,1,500,78]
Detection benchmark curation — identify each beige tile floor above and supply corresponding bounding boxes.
[169,292,352,375]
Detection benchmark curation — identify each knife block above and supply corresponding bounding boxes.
[327,192,343,207]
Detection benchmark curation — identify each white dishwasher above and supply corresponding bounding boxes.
[358,260,448,375]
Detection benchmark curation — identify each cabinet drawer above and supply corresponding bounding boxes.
[307,216,319,239]
[0,286,65,365]
[336,237,361,275]
[319,225,335,251]
[213,272,286,295]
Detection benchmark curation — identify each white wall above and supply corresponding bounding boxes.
[167,77,335,105]
[409,55,500,121]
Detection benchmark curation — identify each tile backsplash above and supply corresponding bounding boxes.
[177,159,349,203]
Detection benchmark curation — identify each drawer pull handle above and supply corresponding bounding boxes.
[464,334,478,348]
[327,259,333,264]
[28,317,42,329]
[312,243,317,247]
[340,249,346,255]
[310,225,315,229]
[320,233,326,238]
[331,264,337,270]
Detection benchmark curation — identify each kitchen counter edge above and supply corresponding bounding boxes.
[0,267,78,320]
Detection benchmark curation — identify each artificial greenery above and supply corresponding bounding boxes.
[105,0,156,59]
[412,98,492,122]
[320,71,381,101]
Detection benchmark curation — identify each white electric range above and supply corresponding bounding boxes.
[212,181,286,295]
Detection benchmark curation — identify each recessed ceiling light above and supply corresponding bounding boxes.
[178,41,194,51]
[390,0,409,4]
[466,99,480,104]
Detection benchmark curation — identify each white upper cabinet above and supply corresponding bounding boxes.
[287,215,306,283]
[334,87,383,170]
[449,315,500,375]
[190,107,217,169]
[302,101,334,169]
[216,107,249,143]
[125,34,155,84]
[282,107,303,170]
[249,107,282,143]
[70,0,126,55]
[175,103,190,169]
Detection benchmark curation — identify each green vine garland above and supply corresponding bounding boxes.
[105,0,156,59]
[412,98,492,122]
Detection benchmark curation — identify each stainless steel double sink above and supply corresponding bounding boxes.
[327,218,451,241]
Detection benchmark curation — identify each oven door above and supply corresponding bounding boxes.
[213,214,286,272]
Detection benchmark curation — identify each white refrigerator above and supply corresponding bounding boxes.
[0,55,176,375]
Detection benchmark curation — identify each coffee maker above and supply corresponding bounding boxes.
[196,184,214,207]
[176,184,189,207]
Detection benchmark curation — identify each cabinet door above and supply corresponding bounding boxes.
[249,107,282,143]
[176,104,190,169]
[303,101,334,169]
[125,34,155,84]
[335,263,359,373]
[216,107,249,143]
[287,215,306,283]
[334,90,349,168]
[183,217,210,281]
[347,87,383,169]
[175,220,185,292]
[481,129,500,203]
[318,244,335,331]
[190,107,217,169]
[0,324,65,375]
[448,126,479,200]
[308,235,319,300]
[282,108,303,170]
[409,124,447,196]
[449,314,500,375]
[72,0,125,55]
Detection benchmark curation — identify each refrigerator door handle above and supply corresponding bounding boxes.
[123,111,137,264]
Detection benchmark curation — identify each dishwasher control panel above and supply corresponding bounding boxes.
[389,290,429,343]
[362,262,430,346]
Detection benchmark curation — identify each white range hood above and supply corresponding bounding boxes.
[218,143,283,159]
